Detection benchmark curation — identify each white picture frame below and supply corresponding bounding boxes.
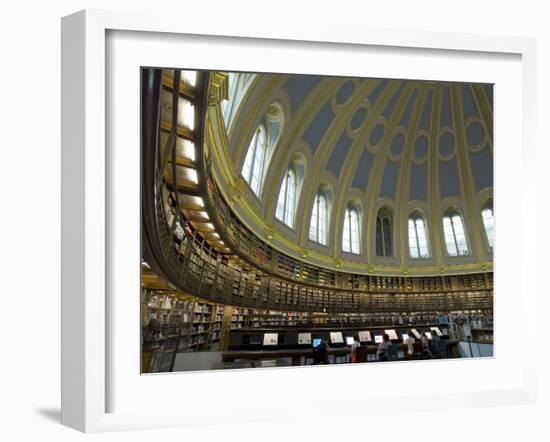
[61,8,538,433]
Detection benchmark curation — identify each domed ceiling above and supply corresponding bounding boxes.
[206,72,493,276]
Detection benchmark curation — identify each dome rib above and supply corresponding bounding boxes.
[331,80,404,261]
[296,80,376,249]
[450,84,489,263]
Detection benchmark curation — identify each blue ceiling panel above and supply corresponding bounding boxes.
[352,149,374,190]
[284,75,323,114]
[380,159,400,199]
[418,89,434,131]
[469,145,493,191]
[439,157,460,198]
[409,162,427,201]
[462,84,479,119]
[440,87,452,128]
[367,79,389,104]
[326,131,353,177]
[302,101,336,153]
[381,82,405,118]
[439,132,455,157]
[399,88,419,127]
[336,80,355,105]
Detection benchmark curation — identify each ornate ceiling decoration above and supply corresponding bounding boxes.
[206,73,493,276]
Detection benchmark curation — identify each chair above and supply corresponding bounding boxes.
[354,345,367,363]
[387,344,400,361]
[435,340,447,358]
[334,351,349,364]
[413,342,424,359]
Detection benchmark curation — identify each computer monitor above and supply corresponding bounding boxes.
[263,333,278,346]
[312,338,322,348]
[358,331,372,342]
[330,331,344,344]
[402,333,410,342]
[346,336,354,345]
[374,335,383,344]
[425,331,433,340]
[298,332,311,345]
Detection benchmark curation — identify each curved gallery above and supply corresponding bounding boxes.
[141,69,494,373]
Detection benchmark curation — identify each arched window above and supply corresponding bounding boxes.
[443,210,469,256]
[408,213,430,258]
[482,204,494,251]
[342,206,360,254]
[242,124,267,196]
[221,72,256,128]
[276,168,297,227]
[309,193,328,245]
[241,103,283,197]
[376,209,392,257]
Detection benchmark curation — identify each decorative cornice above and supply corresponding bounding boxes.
[208,72,228,105]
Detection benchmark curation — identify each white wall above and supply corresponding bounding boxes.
[1,1,549,441]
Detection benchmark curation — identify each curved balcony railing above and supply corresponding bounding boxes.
[141,69,493,314]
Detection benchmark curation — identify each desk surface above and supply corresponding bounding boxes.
[223,340,459,361]
[223,347,351,359]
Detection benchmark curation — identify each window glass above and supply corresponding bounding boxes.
[482,207,494,250]
[443,212,469,256]
[342,208,360,254]
[242,125,267,196]
[310,193,328,245]
[276,169,297,227]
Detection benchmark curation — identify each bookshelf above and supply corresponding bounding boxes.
[247,310,313,328]
[141,289,225,352]
[155,183,493,314]
[230,307,249,329]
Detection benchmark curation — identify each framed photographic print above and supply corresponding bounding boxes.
[62,8,538,433]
